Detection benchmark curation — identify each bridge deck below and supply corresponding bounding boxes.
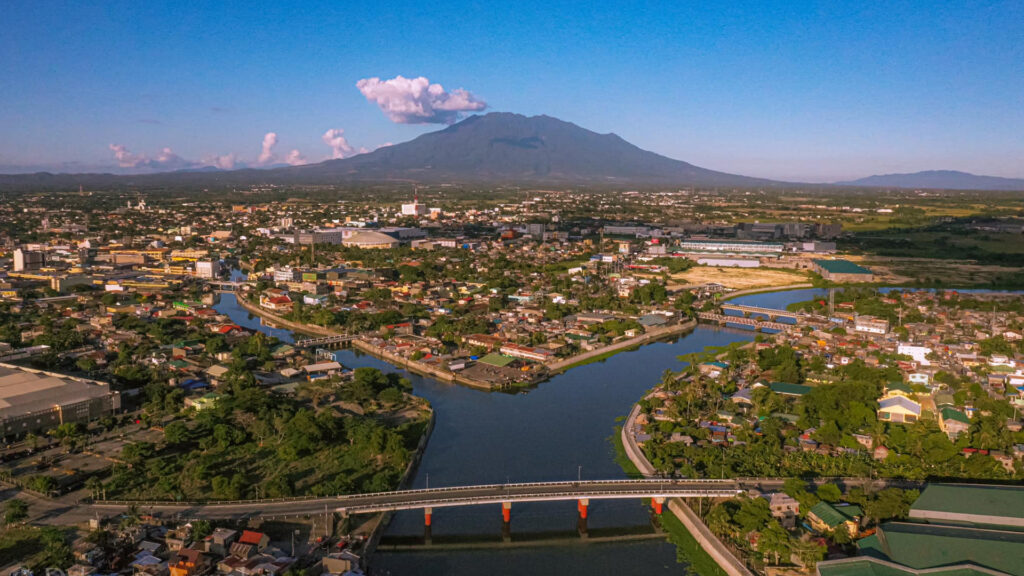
[720,303,805,318]
[90,479,743,520]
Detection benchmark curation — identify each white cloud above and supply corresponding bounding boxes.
[109,144,148,168]
[356,75,487,124]
[322,128,355,159]
[109,144,191,170]
[285,149,307,166]
[258,132,278,164]
[201,153,237,170]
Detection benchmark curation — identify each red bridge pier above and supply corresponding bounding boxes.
[577,498,590,537]
[501,502,512,542]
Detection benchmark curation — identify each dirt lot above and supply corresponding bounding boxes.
[669,266,810,290]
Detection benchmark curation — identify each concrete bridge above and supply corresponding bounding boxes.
[698,312,794,332]
[719,303,807,322]
[294,334,357,348]
[88,479,742,524]
[206,280,248,289]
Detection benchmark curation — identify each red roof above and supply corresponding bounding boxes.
[238,530,266,545]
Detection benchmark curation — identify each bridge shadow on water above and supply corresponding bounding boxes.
[378,523,664,552]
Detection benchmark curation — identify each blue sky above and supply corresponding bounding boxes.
[1,1,1022,181]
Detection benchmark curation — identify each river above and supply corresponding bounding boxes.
[213,287,815,575]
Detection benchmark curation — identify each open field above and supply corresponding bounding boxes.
[853,255,1024,287]
[669,266,809,290]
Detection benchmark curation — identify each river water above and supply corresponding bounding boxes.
[213,287,816,575]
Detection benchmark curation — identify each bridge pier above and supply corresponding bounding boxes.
[424,507,432,527]
[501,502,512,542]
[652,497,665,515]
[577,498,590,538]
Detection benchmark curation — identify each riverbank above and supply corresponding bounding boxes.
[234,293,505,390]
[547,319,698,373]
[233,291,340,337]
[620,402,754,576]
[364,406,437,559]
[720,283,815,302]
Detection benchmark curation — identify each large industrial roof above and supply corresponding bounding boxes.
[0,364,113,418]
[909,484,1024,528]
[813,259,872,274]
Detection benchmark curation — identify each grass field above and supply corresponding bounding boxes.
[855,256,1024,287]
[670,266,810,290]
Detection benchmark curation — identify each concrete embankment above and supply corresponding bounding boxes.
[547,319,698,373]
[621,403,754,576]
[233,293,340,337]
[720,283,814,301]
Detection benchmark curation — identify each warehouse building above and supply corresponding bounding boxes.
[0,364,120,440]
[813,259,874,282]
[817,484,1024,576]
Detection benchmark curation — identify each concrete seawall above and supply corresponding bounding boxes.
[621,402,754,576]
[547,319,698,373]
[233,292,341,337]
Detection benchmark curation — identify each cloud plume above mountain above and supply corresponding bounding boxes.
[258,132,278,164]
[356,75,487,124]
[109,144,191,170]
[322,128,354,159]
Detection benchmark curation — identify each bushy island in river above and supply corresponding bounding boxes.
[104,357,430,501]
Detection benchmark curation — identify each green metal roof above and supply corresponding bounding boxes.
[811,501,860,528]
[814,259,872,275]
[857,522,1024,576]
[910,484,1024,527]
[818,557,1009,576]
[939,407,970,424]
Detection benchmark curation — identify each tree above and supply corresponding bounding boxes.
[163,421,190,445]
[759,520,792,565]
[865,488,918,522]
[41,527,73,568]
[831,523,852,545]
[816,483,842,503]
[793,538,827,570]
[4,498,28,524]
[85,476,104,500]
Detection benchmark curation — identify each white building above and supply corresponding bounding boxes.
[401,195,428,216]
[854,315,889,335]
[13,249,45,272]
[195,260,220,279]
[274,267,297,283]
[898,344,933,366]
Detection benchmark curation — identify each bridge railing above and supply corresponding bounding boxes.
[91,479,742,508]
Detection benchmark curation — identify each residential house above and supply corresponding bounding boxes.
[807,501,862,537]
[938,407,971,440]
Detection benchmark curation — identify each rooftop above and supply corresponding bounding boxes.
[858,522,1024,576]
[814,259,873,275]
[909,484,1024,528]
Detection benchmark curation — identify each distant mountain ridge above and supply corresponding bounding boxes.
[0,113,779,190]
[838,170,1024,191]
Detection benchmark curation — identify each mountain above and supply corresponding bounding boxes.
[0,113,779,190]
[281,112,777,186]
[838,170,1024,191]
